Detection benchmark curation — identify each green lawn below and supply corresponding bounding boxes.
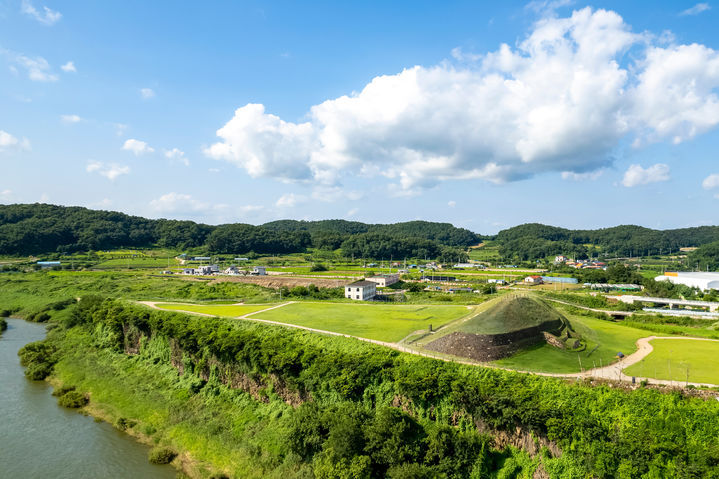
[94,257,178,269]
[251,302,475,342]
[623,338,719,384]
[492,315,651,374]
[154,303,278,317]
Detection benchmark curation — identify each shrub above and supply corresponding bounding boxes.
[0,309,11,317]
[148,447,177,465]
[25,362,54,380]
[0,318,6,332]
[115,417,137,430]
[310,263,328,272]
[58,390,89,408]
[52,385,76,397]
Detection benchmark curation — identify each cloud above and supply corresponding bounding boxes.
[2,50,58,81]
[205,8,719,192]
[621,163,670,187]
[164,148,189,166]
[310,185,363,202]
[275,193,306,208]
[0,189,12,202]
[0,130,31,151]
[347,208,359,217]
[61,114,82,124]
[114,123,128,136]
[680,3,711,16]
[561,170,604,181]
[122,138,154,155]
[148,193,252,220]
[60,61,76,73]
[21,0,61,25]
[702,173,719,190]
[448,200,456,208]
[86,161,130,181]
[140,88,155,99]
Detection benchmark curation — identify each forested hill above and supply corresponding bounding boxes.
[496,223,719,260]
[261,219,481,247]
[0,204,473,258]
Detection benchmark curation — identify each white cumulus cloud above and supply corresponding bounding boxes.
[275,193,305,208]
[448,200,457,208]
[164,148,189,166]
[561,170,604,181]
[680,3,711,16]
[205,7,719,192]
[0,130,31,151]
[0,189,12,202]
[86,161,130,181]
[122,138,154,155]
[21,0,62,25]
[140,88,155,99]
[702,173,719,190]
[60,61,76,73]
[621,163,670,187]
[61,114,82,124]
[2,50,58,82]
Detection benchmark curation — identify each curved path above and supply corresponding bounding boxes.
[136,301,719,388]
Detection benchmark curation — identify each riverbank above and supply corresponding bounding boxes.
[0,319,176,479]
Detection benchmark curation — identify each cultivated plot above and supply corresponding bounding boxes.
[623,338,719,384]
[251,302,475,342]
[154,303,278,317]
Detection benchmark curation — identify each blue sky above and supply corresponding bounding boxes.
[1,0,719,234]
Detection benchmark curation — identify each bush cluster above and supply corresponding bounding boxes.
[148,447,177,465]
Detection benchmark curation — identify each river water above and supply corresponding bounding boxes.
[0,319,177,478]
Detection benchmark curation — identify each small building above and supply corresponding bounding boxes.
[37,261,61,269]
[224,266,241,275]
[345,280,377,301]
[366,273,400,287]
[193,256,211,262]
[422,275,456,282]
[541,276,578,284]
[453,263,480,269]
[487,279,507,285]
[251,266,267,276]
[196,265,219,275]
[524,275,544,285]
[554,255,568,264]
[182,268,196,275]
[448,287,473,293]
[161,270,173,275]
[235,257,249,261]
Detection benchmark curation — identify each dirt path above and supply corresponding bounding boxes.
[135,301,719,388]
[573,336,719,387]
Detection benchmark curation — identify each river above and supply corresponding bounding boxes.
[0,319,177,478]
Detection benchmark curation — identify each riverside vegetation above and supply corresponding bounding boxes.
[9,284,719,478]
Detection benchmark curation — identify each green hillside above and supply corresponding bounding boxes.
[458,295,569,335]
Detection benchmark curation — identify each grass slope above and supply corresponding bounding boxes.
[155,303,279,317]
[623,338,719,384]
[252,302,474,342]
[492,315,650,374]
[458,295,567,335]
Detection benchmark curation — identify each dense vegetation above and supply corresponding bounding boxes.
[688,241,719,271]
[0,204,470,260]
[497,223,719,260]
[23,295,719,478]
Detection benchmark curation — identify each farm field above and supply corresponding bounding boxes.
[251,302,475,342]
[154,303,278,317]
[623,338,719,384]
[491,315,653,374]
[94,257,179,270]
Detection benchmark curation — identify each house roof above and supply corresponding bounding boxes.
[348,280,376,287]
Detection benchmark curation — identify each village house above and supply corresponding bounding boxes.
[345,280,377,300]
[366,273,400,287]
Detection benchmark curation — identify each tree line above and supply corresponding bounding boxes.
[0,204,470,260]
[496,223,719,260]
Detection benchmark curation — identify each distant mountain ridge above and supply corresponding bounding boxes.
[1,203,717,259]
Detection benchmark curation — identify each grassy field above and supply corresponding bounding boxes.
[154,303,279,317]
[251,302,475,342]
[623,338,719,384]
[491,314,653,374]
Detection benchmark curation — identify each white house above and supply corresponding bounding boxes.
[524,275,544,285]
[366,273,400,287]
[345,280,377,301]
[251,266,267,276]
